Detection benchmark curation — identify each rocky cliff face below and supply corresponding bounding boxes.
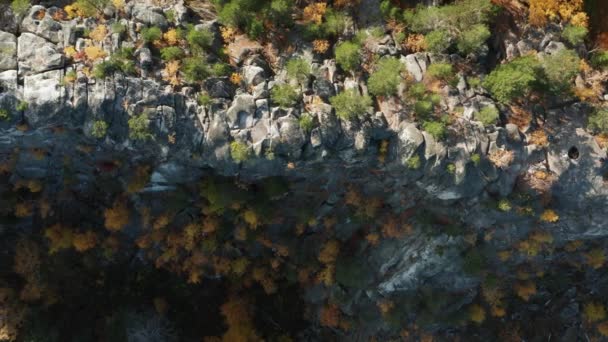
[1,0,608,340]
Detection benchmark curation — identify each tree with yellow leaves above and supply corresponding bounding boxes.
[104,199,130,232]
[528,0,587,27]
[45,224,74,253]
[220,296,261,342]
[72,231,98,252]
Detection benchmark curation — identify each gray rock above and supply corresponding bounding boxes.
[20,6,64,44]
[401,53,429,82]
[18,33,63,75]
[250,119,269,145]
[242,65,265,87]
[422,131,447,166]
[0,31,17,71]
[318,59,337,83]
[274,115,305,159]
[255,99,270,118]
[131,4,168,29]
[252,82,268,99]
[226,93,256,129]
[137,47,153,69]
[397,123,424,164]
[315,103,341,148]
[505,42,518,60]
[544,41,565,55]
[0,2,18,33]
[204,77,234,99]
[23,69,63,105]
[516,39,535,56]
[310,127,322,148]
[505,123,521,142]
[0,70,17,92]
[313,78,335,100]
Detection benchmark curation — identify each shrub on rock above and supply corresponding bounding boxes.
[271,84,300,108]
[335,41,360,73]
[483,56,542,103]
[329,89,372,121]
[368,57,404,97]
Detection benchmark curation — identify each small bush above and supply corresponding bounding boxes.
[406,155,421,169]
[299,114,314,133]
[16,101,28,112]
[165,9,176,23]
[230,141,250,162]
[211,63,232,77]
[483,55,542,103]
[422,120,446,140]
[588,108,608,134]
[447,163,456,173]
[271,84,300,108]
[408,83,427,99]
[591,51,608,69]
[456,24,491,55]
[471,153,481,166]
[323,9,347,37]
[183,58,210,83]
[160,46,184,61]
[187,26,213,52]
[562,25,587,46]
[368,57,404,97]
[141,26,162,43]
[330,89,372,121]
[0,108,10,121]
[541,48,580,94]
[414,100,433,117]
[198,93,212,106]
[11,0,30,16]
[426,63,454,82]
[93,49,136,78]
[91,120,108,138]
[72,0,110,17]
[216,0,293,39]
[475,106,499,125]
[93,61,116,79]
[468,76,482,88]
[335,41,360,73]
[497,199,511,212]
[128,113,152,141]
[111,22,126,35]
[424,30,450,53]
[286,58,311,85]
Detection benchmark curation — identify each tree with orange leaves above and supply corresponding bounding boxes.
[220,296,261,342]
[104,199,130,232]
[528,0,587,27]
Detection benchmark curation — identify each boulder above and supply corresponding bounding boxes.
[204,77,235,99]
[18,33,63,75]
[274,115,305,159]
[226,93,256,129]
[242,65,266,87]
[20,6,64,43]
[0,31,17,71]
[397,123,424,164]
[401,53,429,82]
[313,78,335,100]
[137,47,153,69]
[0,70,17,92]
[544,41,565,55]
[314,103,341,148]
[131,4,168,29]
